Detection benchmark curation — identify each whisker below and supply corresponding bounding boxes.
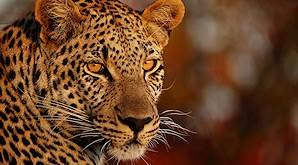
[159,128,188,136]
[40,116,94,127]
[31,115,87,121]
[80,128,100,133]
[29,91,87,115]
[150,139,159,147]
[70,125,94,130]
[36,104,90,123]
[154,134,170,149]
[140,155,149,165]
[36,100,88,118]
[100,140,111,155]
[50,114,70,134]
[160,109,192,117]
[161,79,176,92]
[160,120,196,134]
[147,147,157,153]
[107,154,116,162]
[116,159,120,165]
[69,131,100,140]
[158,129,189,143]
[54,125,95,136]
[36,103,82,118]
[38,115,94,128]
[83,138,105,151]
[79,134,101,138]
[36,98,86,114]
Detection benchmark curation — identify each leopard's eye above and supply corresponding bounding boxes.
[84,63,105,75]
[143,59,157,71]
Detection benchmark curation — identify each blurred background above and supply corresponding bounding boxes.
[1,0,298,164]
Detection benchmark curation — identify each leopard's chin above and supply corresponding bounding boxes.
[107,143,146,161]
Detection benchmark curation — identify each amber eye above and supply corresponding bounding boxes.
[143,59,157,71]
[84,63,105,75]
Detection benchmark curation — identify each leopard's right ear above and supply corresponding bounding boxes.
[142,0,185,47]
[35,0,85,45]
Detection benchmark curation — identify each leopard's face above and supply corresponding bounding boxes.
[48,12,164,161]
[35,0,184,161]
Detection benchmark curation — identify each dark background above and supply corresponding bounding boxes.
[1,0,298,164]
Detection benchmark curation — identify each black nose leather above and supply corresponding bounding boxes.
[119,116,153,134]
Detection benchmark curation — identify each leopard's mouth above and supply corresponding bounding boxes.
[106,142,147,161]
[79,136,147,162]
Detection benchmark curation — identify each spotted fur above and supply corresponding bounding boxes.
[0,0,185,164]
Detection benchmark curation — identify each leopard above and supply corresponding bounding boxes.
[0,0,185,164]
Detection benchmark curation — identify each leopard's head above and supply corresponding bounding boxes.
[34,0,185,161]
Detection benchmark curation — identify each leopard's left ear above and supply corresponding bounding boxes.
[35,0,85,45]
[142,0,185,47]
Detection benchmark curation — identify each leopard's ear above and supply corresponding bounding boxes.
[35,0,85,45]
[142,0,185,47]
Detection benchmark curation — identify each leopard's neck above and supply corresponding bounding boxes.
[0,14,52,124]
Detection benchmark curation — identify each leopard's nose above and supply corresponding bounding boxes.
[119,116,153,134]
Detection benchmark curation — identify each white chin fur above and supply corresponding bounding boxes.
[107,144,146,161]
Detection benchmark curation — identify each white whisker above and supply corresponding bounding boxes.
[36,104,90,124]
[83,138,105,151]
[160,109,192,117]
[69,131,100,139]
[36,100,88,118]
[161,121,195,134]
[116,159,120,165]
[35,114,91,124]
[50,114,70,134]
[161,79,176,91]
[40,116,94,127]
[107,154,116,162]
[140,155,149,165]
[158,129,189,143]
[28,91,87,116]
[33,94,86,114]
[154,134,170,149]
[100,140,111,155]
